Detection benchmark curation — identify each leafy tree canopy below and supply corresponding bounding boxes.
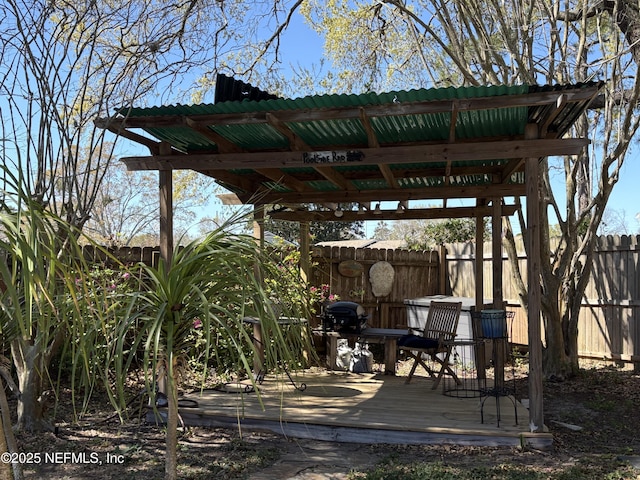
[373,217,488,249]
[298,0,640,377]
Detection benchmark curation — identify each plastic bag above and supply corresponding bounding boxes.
[335,339,352,371]
[349,342,373,373]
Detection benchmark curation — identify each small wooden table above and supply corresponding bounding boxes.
[316,327,409,375]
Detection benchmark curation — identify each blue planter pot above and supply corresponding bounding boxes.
[481,310,507,338]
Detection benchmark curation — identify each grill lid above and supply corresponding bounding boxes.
[325,301,367,318]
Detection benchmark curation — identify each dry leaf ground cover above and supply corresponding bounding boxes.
[10,359,640,480]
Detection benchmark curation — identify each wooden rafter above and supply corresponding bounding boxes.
[255,168,309,192]
[184,117,245,153]
[121,138,589,172]
[540,94,567,138]
[199,169,258,193]
[101,125,161,155]
[314,166,357,190]
[449,100,459,142]
[254,183,527,205]
[359,107,380,148]
[265,112,310,150]
[500,158,526,183]
[379,163,399,188]
[100,89,599,131]
[270,204,520,222]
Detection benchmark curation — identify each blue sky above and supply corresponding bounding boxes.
[276,12,640,235]
[124,9,639,237]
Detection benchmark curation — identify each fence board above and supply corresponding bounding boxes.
[445,235,640,365]
[85,234,639,364]
[311,245,440,329]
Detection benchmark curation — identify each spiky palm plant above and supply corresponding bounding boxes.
[0,166,102,479]
[0,167,96,432]
[105,212,313,480]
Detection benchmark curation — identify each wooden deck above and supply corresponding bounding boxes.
[151,370,552,449]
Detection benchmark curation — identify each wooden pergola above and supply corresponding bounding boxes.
[96,80,603,433]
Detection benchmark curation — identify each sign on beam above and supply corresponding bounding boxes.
[302,150,364,164]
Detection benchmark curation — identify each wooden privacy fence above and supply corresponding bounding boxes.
[445,235,640,364]
[81,245,163,267]
[83,235,640,364]
[83,243,443,330]
[310,245,442,329]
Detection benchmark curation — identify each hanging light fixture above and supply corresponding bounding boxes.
[373,203,382,215]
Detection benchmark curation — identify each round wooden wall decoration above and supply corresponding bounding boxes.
[338,260,364,278]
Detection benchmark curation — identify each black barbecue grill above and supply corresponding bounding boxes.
[320,301,368,334]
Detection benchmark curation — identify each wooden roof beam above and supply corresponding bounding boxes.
[252,170,344,212]
[270,204,520,222]
[359,107,380,148]
[184,117,245,153]
[254,183,527,205]
[121,138,589,171]
[314,166,357,190]
[100,86,602,130]
[255,168,310,192]
[265,112,310,150]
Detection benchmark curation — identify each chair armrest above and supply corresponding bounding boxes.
[435,330,457,346]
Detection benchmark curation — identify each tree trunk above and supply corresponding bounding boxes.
[542,297,578,380]
[11,341,48,432]
[165,354,178,480]
[0,376,22,480]
[606,0,640,64]
[0,413,11,480]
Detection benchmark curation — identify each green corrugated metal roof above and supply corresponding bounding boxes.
[109,82,601,207]
[125,84,530,153]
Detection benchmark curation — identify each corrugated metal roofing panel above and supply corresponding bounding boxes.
[352,179,390,190]
[214,73,279,103]
[291,118,367,147]
[122,84,532,150]
[142,126,212,153]
[212,124,290,150]
[306,180,341,191]
[112,81,601,204]
[527,83,599,136]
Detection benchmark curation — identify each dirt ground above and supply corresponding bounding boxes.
[10,359,640,479]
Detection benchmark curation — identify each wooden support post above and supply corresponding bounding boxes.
[299,221,311,361]
[492,198,505,390]
[300,221,310,284]
[252,205,266,374]
[157,142,173,396]
[492,199,503,308]
[474,204,487,379]
[159,142,174,269]
[475,207,484,310]
[252,204,265,284]
[253,205,265,248]
[525,123,544,432]
[439,244,447,294]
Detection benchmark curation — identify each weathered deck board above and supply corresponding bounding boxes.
[151,371,552,449]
